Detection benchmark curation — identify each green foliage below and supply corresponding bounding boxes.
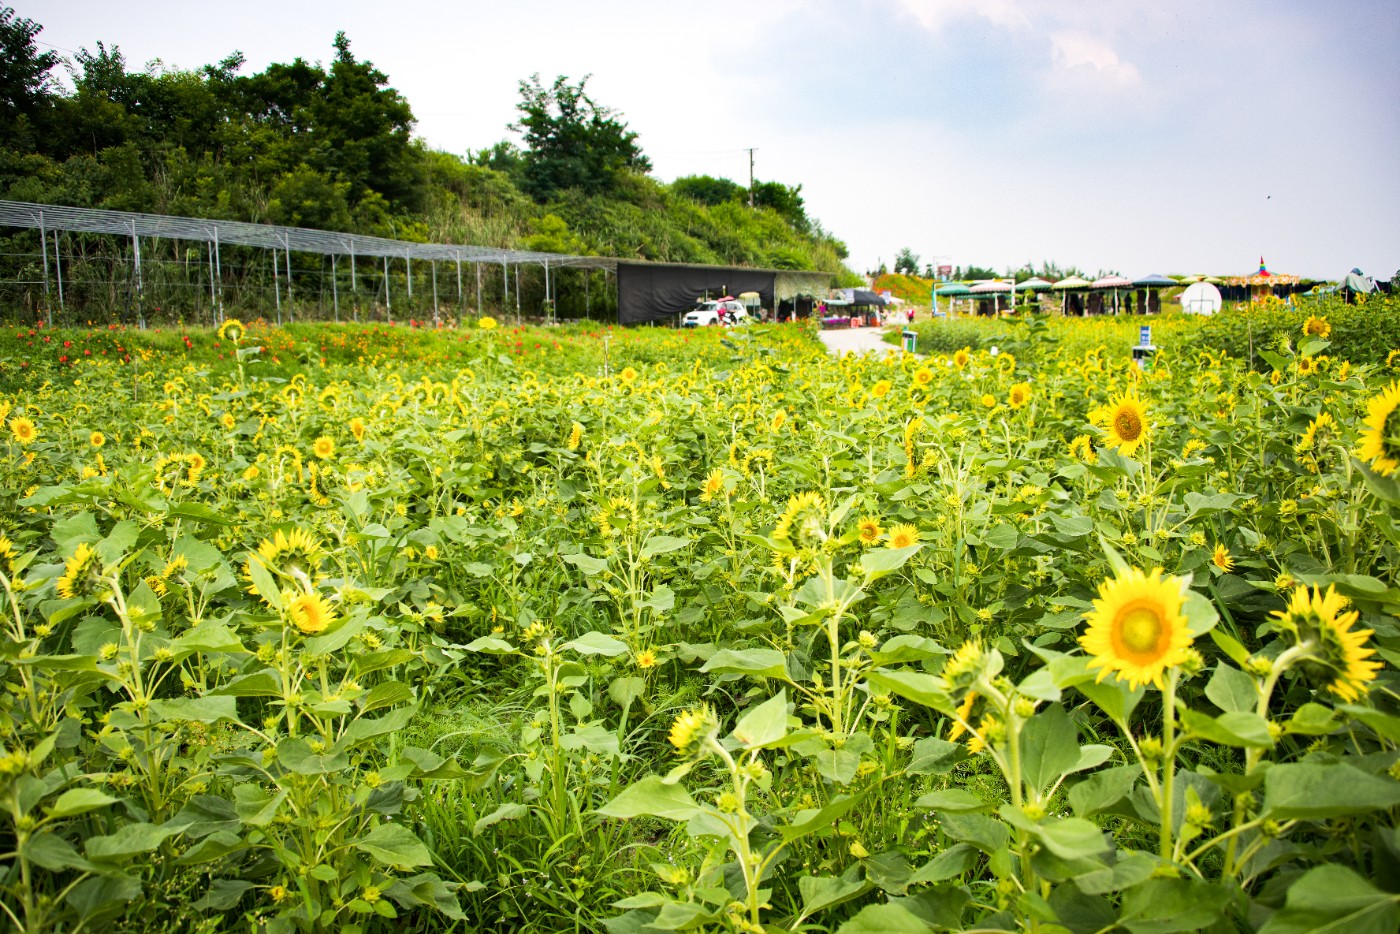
[1196,293,1400,368]
[511,73,650,201]
[893,247,920,276]
[1,318,1398,931]
[0,6,58,149]
[671,174,746,206]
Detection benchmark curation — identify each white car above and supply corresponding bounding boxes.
[682,300,750,328]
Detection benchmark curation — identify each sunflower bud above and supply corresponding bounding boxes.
[668,705,719,760]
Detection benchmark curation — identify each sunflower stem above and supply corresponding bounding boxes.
[1159,670,1178,863]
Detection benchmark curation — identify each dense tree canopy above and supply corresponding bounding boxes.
[0,9,853,288]
[512,74,651,200]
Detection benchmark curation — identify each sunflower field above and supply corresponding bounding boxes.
[1,303,1399,933]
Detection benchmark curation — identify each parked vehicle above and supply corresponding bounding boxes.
[682,300,749,328]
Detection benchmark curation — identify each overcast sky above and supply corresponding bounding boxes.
[31,0,1400,279]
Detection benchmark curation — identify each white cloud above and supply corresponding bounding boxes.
[898,0,1032,32]
[1047,32,1142,90]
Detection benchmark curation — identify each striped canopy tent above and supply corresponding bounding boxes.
[1092,274,1134,314]
[1225,257,1301,302]
[1132,273,1177,314]
[934,281,972,315]
[969,278,1014,314]
[1051,275,1092,314]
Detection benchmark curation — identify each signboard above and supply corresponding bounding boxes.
[937,265,953,280]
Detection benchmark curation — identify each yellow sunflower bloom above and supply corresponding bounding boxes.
[1080,566,1193,690]
[700,468,727,503]
[89,431,105,448]
[1103,393,1150,457]
[312,436,335,460]
[9,417,37,445]
[1211,544,1234,572]
[1302,315,1330,339]
[478,316,498,330]
[856,516,883,546]
[871,379,893,399]
[1271,585,1382,703]
[56,542,106,600]
[217,318,245,343]
[886,523,919,549]
[773,491,825,546]
[1008,383,1031,409]
[953,347,971,369]
[287,590,336,635]
[1357,380,1400,476]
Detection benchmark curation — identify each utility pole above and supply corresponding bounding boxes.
[746,148,757,208]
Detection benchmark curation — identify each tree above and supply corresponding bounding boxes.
[894,247,920,276]
[753,180,808,231]
[672,174,746,206]
[512,73,650,200]
[0,6,57,146]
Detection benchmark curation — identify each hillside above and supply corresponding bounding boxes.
[0,10,855,322]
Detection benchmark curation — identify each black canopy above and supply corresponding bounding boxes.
[850,289,888,307]
[617,262,776,325]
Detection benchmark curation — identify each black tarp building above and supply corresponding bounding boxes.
[617,262,777,325]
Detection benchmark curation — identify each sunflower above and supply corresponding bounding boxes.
[0,535,17,574]
[980,394,997,409]
[220,413,236,430]
[252,528,324,582]
[217,318,245,343]
[1211,544,1234,572]
[871,380,893,399]
[770,409,787,432]
[1270,585,1381,703]
[953,347,971,369]
[913,368,934,388]
[699,468,727,503]
[1296,356,1317,377]
[478,316,498,330]
[1079,566,1193,690]
[668,705,719,758]
[1302,315,1331,339]
[996,352,1017,375]
[634,649,658,670]
[594,497,639,537]
[1357,380,1400,476]
[1295,412,1335,464]
[311,436,335,460]
[947,690,978,741]
[856,516,884,546]
[349,417,366,442]
[56,542,107,600]
[773,491,826,546]
[286,590,336,635]
[567,422,584,451]
[9,417,37,445]
[89,431,105,448]
[619,366,638,385]
[886,523,919,549]
[1069,434,1097,464]
[1008,383,1031,409]
[1103,393,1150,457]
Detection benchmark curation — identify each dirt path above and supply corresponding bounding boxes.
[816,325,905,357]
